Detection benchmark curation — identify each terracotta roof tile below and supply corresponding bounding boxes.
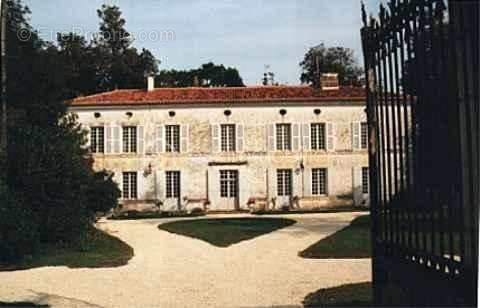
[70,86,366,107]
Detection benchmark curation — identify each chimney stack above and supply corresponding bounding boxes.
[147,76,155,92]
[320,73,339,91]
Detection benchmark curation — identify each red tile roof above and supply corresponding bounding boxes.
[70,86,366,107]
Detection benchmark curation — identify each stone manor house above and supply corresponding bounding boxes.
[69,77,369,212]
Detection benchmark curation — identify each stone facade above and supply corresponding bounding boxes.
[69,86,369,212]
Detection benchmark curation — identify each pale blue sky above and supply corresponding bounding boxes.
[24,0,382,85]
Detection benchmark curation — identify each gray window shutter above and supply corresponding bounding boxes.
[106,126,113,154]
[156,170,165,201]
[304,168,312,197]
[237,124,244,152]
[292,123,301,152]
[137,125,145,154]
[113,126,121,154]
[302,124,311,151]
[269,168,277,200]
[352,167,363,206]
[156,125,164,153]
[267,124,275,151]
[181,124,189,153]
[352,122,361,150]
[326,169,333,196]
[211,124,219,153]
[326,122,335,152]
[137,169,145,200]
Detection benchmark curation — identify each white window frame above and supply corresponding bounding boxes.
[166,171,181,198]
[277,169,293,196]
[276,124,292,151]
[165,125,180,153]
[220,124,236,152]
[122,126,137,153]
[362,167,369,194]
[122,172,138,200]
[311,168,328,195]
[311,123,326,151]
[90,126,105,154]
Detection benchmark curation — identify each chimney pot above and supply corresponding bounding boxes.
[321,73,340,91]
[147,76,155,92]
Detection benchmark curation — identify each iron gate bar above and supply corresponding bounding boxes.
[361,0,478,305]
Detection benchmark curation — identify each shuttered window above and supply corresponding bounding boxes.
[166,171,181,198]
[122,172,137,199]
[361,122,368,149]
[221,124,236,152]
[311,123,326,150]
[122,126,137,153]
[90,127,105,153]
[276,124,292,151]
[312,168,327,195]
[166,125,180,152]
[362,167,369,194]
[277,169,292,196]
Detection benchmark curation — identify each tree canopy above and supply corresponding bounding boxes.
[156,62,245,88]
[300,43,363,87]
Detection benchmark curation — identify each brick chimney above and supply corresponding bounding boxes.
[321,73,339,91]
[147,76,155,92]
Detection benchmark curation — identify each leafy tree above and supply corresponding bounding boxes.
[156,62,245,88]
[300,43,363,87]
[0,0,121,262]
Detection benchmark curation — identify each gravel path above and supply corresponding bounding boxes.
[0,212,371,308]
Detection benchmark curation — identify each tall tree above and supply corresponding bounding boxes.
[156,62,245,88]
[300,43,363,87]
[93,4,158,91]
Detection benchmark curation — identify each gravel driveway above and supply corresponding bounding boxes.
[0,212,371,308]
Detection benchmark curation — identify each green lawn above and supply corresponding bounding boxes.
[0,229,134,271]
[303,282,372,307]
[158,218,296,247]
[300,215,371,258]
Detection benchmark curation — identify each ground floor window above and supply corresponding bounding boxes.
[312,168,327,195]
[277,169,292,196]
[362,167,369,194]
[122,172,137,199]
[166,171,181,198]
[220,170,238,198]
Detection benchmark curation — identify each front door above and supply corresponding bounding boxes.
[165,171,181,211]
[220,170,239,210]
[276,169,292,208]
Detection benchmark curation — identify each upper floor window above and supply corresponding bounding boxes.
[122,172,138,199]
[276,124,292,151]
[311,123,326,150]
[221,124,236,152]
[123,126,137,153]
[166,125,180,153]
[312,168,327,195]
[90,126,104,153]
[361,122,368,149]
[362,167,369,194]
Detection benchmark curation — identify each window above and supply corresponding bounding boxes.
[220,170,238,198]
[362,167,369,194]
[165,125,180,152]
[166,171,181,198]
[277,169,292,196]
[90,126,104,153]
[122,172,137,199]
[361,122,368,149]
[123,126,137,153]
[276,124,292,151]
[311,123,326,150]
[221,124,236,152]
[312,168,328,195]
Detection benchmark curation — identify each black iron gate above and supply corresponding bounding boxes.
[361,0,478,306]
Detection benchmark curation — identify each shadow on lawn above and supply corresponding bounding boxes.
[0,229,134,271]
[158,217,296,247]
[299,215,371,259]
[303,282,372,307]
